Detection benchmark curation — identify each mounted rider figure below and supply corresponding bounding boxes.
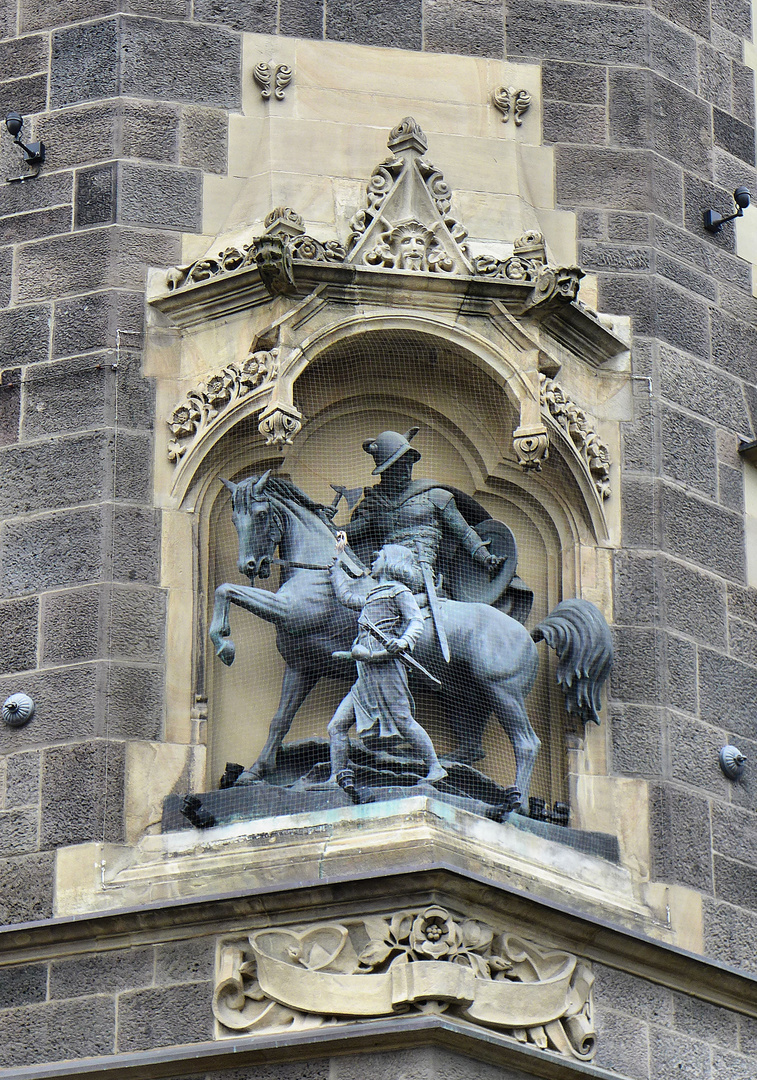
[346,428,533,660]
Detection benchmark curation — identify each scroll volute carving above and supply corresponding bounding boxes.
[213,906,596,1062]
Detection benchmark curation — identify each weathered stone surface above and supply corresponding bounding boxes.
[424,0,504,58]
[53,291,144,358]
[718,463,743,512]
[610,627,661,704]
[4,750,40,807]
[650,14,697,92]
[326,0,422,48]
[614,551,658,625]
[114,351,154,431]
[662,633,698,714]
[542,59,607,103]
[507,1,646,64]
[712,851,755,911]
[0,995,115,1067]
[608,211,650,240]
[650,784,713,891]
[104,665,164,740]
[50,19,119,109]
[21,356,109,438]
[20,0,116,30]
[120,18,242,108]
[654,217,749,289]
[731,61,756,127]
[610,703,664,775]
[122,101,179,164]
[193,0,275,31]
[0,963,47,1009]
[0,305,52,368]
[656,252,718,300]
[0,595,38,674]
[703,898,757,972]
[49,947,154,999]
[598,273,655,333]
[660,483,745,581]
[0,665,98,751]
[0,73,47,116]
[75,164,117,228]
[668,712,730,794]
[109,585,166,662]
[592,1007,649,1079]
[179,106,227,173]
[609,68,651,148]
[556,146,650,209]
[660,406,717,496]
[713,107,756,165]
[111,505,162,585]
[279,0,323,38]
[0,172,72,220]
[653,0,709,34]
[37,103,119,170]
[0,432,107,517]
[649,1027,711,1080]
[0,807,38,855]
[620,476,658,548]
[119,164,202,231]
[698,42,732,109]
[154,938,215,984]
[41,586,100,665]
[711,1050,757,1080]
[661,557,726,646]
[0,33,48,77]
[0,248,11,308]
[40,739,125,847]
[654,277,711,359]
[0,506,104,598]
[698,649,757,737]
[651,153,684,222]
[594,964,672,1024]
[579,242,652,272]
[0,851,53,924]
[671,990,739,1046]
[0,206,73,244]
[116,981,214,1051]
[727,583,757,625]
[114,432,153,503]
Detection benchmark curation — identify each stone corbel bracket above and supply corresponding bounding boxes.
[212,906,596,1063]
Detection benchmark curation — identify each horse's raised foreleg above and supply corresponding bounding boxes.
[209,582,289,666]
[244,664,322,780]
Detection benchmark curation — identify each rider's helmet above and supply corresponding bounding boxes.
[362,427,421,475]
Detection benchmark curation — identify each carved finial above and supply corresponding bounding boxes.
[387,116,428,155]
[512,231,546,263]
[264,207,305,238]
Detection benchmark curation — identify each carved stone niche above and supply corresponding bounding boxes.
[213,904,596,1064]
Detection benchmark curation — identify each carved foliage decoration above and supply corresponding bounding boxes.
[167,350,280,463]
[492,87,532,126]
[213,906,596,1062]
[254,62,293,100]
[540,375,611,498]
[474,232,584,311]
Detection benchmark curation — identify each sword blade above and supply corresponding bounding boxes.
[361,616,442,687]
[420,562,451,663]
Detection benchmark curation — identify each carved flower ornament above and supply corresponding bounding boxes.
[213,906,596,1062]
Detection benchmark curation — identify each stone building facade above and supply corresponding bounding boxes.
[0,1,756,1079]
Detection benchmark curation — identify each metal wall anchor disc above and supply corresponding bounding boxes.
[719,744,746,780]
[2,693,35,727]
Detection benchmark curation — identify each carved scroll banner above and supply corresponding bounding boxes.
[213,906,596,1062]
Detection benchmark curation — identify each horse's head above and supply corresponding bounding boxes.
[222,470,282,581]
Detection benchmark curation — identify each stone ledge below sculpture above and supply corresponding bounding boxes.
[212,905,596,1064]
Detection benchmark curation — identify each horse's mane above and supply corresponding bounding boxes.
[234,475,336,531]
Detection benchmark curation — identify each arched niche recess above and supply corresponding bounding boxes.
[189,326,605,806]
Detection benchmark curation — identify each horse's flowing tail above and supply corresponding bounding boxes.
[532,599,613,727]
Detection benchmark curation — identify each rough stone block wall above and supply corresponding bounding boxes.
[0,0,755,997]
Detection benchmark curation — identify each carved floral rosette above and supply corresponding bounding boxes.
[540,375,611,499]
[213,906,596,1062]
[167,349,280,463]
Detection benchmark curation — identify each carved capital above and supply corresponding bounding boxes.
[258,402,303,446]
[213,906,596,1062]
[513,425,550,471]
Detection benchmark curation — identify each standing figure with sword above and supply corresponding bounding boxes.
[328,534,447,801]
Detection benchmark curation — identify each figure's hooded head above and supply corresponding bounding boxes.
[362,427,421,475]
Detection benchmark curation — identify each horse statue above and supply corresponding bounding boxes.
[209,472,613,808]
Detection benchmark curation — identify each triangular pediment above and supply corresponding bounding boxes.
[346,117,472,275]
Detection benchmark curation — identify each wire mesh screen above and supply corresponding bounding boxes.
[203,329,569,825]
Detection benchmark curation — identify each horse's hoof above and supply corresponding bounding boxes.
[336,769,361,804]
[235,767,263,786]
[217,640,236,666]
